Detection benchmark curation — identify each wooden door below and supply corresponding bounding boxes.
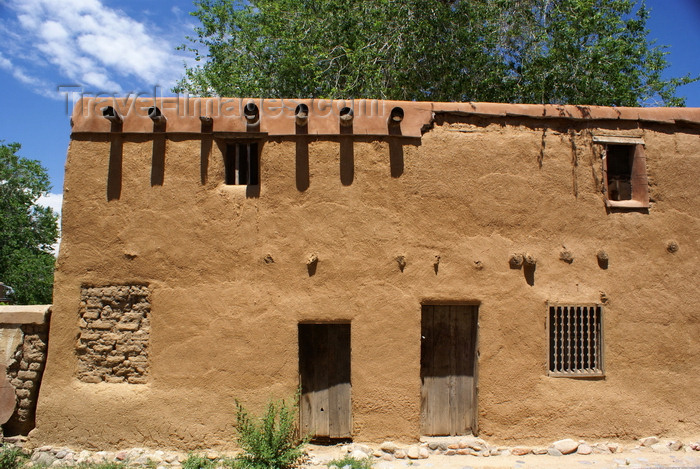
[421,305,478,435]
[298,324,351,439]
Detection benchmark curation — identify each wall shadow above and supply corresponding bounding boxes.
[151,133,166,186]
[200,119,213,185]
[296,123,310,191]
[340,138,354,186]
[524,264,536,286]
[389,139,404,178]
[107,122,123,201]
[296,139,310,192]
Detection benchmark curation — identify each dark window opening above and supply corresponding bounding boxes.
[596,137,649,209]
[548,304,603,377]
[606,145,634,201]
[225,143,259,185]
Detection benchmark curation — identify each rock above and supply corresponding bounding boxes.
[419,447,430,459]
[115,451,127,461]
[456,449,470,456]
[640,436,659,447]
[34,452,57,466]
[489,448,501,456]
[77,450,91,463]
[381,454,393,461]
[379,441,397,454]
[592,443,611,454]
[552,439,579,455]
[547,448,563,457]
[205,452,218,460]
[607,443,621,453]
[445,450,456,456]
[511,447,531,456]
[55,451,67,459]
[355,444,372,456]
[447,443,459,450]
[351,449,369,460]
[651,443,671,454]
[341,445,352,454]
[460,437,485,451]
[690,442,700,451]
[394,449,406,459]
[407,446,421,459]
[500,449,512,456]
[669,441,683,451]
[163,453,179,463]
[133,456,152,465]
[372,450,382,458]
[532,448,548,455]
[577,444,592,455]
[427,442,439,450]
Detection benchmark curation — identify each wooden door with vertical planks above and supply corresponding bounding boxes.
[299,324,351,439]
[421,305,478,435]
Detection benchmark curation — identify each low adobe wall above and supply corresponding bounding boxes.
[0,305,50,436]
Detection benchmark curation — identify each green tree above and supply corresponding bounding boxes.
[0,142,58,304]
[175,0,696,106]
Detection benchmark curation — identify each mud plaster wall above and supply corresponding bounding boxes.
[35,115,700,450]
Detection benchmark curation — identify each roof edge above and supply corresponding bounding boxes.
[70,98,700,138]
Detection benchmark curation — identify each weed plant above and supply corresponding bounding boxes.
[327,455,373,469]
[182,454,216,469]
[233,396,307,469]
[0,445,27,469]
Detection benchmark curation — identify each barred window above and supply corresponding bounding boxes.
[225,142,259,185]
[547,304,603,377]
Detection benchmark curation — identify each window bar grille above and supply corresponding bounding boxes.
[549,305,602,376]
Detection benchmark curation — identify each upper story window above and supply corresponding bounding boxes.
[593,136,649,209]
[225,142,259,185]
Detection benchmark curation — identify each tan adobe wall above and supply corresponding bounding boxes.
[34,99,700,449]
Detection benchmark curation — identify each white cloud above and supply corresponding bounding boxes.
[1,0,190,96]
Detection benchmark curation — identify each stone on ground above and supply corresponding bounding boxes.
[640,436,659,447]
[552,438,579,454]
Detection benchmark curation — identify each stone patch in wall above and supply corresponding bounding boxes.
[76,285,150,384]
[5,323,50,435]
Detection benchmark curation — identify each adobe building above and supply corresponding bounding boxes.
[34,97,699,449]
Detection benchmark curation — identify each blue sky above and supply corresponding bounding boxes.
[0,0,699,217]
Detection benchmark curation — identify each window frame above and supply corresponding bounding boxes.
[593,135,649,209]
[224,141,260,186]
[546,303,604,378]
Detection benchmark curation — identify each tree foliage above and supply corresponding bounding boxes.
[0,142,58,304]
[175,0,696,106]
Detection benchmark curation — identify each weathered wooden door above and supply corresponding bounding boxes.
[421,305,478,435]
[298,324,351,439]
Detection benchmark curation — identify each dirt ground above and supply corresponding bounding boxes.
[304,443,700,469]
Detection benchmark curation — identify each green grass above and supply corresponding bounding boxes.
[0,445,27,469]
[327,455,373,469]
[182,454,217,469]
